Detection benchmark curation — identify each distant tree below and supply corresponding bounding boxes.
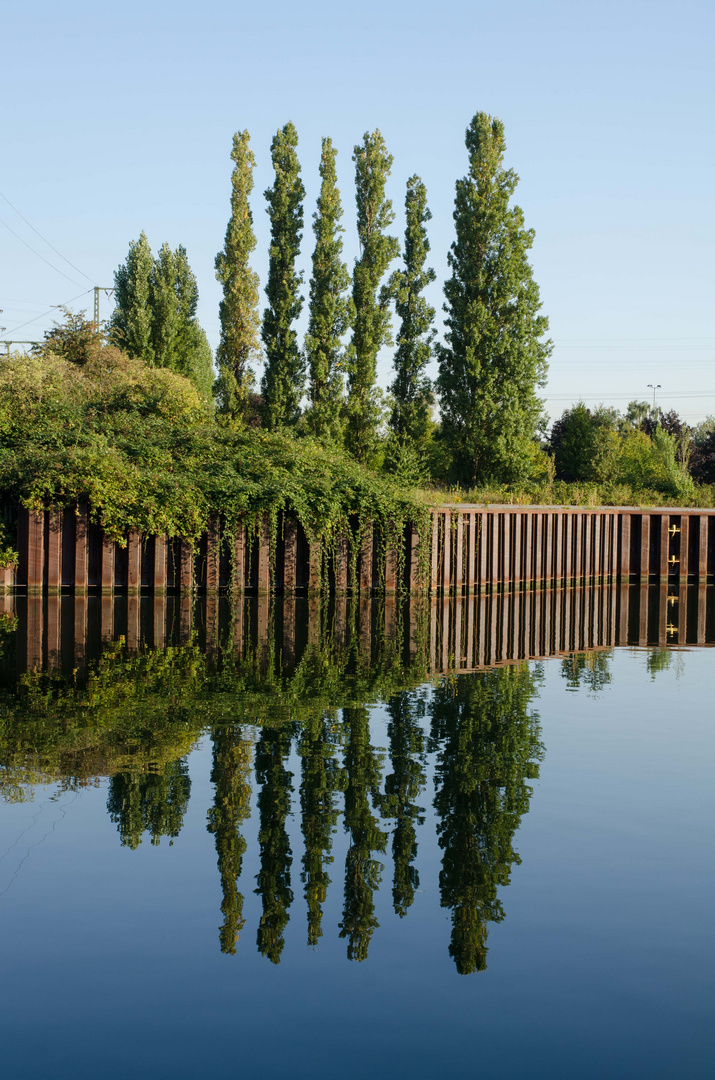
[34,307,103,366]
[206,727,253,955]
[150,242,214,396]
[384,176,435,480]
[346,131,399,466]
[215,130,261,425]
[304,137,353,443]
[110,230,155,364]
[437,112,551,486]
[261,122,305,428]
[689,429,715,483]
[549,403,619,482]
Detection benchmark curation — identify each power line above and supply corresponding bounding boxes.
[0,216,84,287]
[3,290,92,335]
[0,190,96,285]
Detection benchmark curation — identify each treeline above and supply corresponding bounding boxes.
[109,112,551,487]
[547,401,715,499]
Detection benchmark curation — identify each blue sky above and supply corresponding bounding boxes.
[1,0,713,424]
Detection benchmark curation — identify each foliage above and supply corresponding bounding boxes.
[261,122,305,429]
[0,349,429,553]
[346,130,400,466]
[384,176,435,480]
[549,403,620,483]
[110,230,155,363]
[33,307,104,366]
[148,242,214,396]
[214,130,261,426]
[303,137,353,444]
[437,112,551,486]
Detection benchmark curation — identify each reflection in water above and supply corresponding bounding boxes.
[0,587,710,973]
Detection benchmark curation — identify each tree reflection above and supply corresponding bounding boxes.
[431,667,544,974]
[299,711,344,946]
[339,706,388,961]
[383,689,427,917]
[254,724,295,964]
[107,760,191,850]
[206,726,253,955]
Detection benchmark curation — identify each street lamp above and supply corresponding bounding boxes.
[647,383,661,411]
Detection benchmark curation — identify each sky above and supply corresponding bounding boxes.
[1,0,713,425]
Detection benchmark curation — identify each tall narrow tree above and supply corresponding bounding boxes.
[304,138,353,442]
[438,112,551,486]
[385,175,436,476]
[215,130,261,426]
[110,230,155,364]
[261,122,305,428]
[346,131,399,465]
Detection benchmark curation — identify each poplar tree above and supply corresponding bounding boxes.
[385,175,436,476]
[215,130,261,425]
[304,137,353,442]
[151,243,214,396]
[346,131,399,465]
[438,112,551,486]
[110,230,155,363]
[261,122,305,429]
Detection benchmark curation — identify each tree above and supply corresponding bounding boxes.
[110,230,155,364]
[206,727,253,955]
[254,725,295,964]
[34,307,104,366]
[107,760,192,850]
[261,122,305,428]
[299,712,343,945]
[437,112,551,486]
[549,403,620,482]
[304,138,353,442]
[150,242,214,396]
[215,130,261,425]
[346,131,400,466]
[385,175,436,479]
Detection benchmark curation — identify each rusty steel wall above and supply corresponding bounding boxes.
[3,504,715,594]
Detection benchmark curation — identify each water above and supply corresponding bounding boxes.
[0,594,713,1079]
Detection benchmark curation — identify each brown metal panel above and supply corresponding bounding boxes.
[522,511,532,584]
[533,513,542,586]
[360,523,373,592]
[309,538,322,592]
[677,581,688,642]
[512,512,522,586]
[543,513,553,585]
[442,512,452,594]
[429,597,437,668]
[430,514,440,593]
[257,516,270,593]
[592,515,601,582]
[455,513,464,592]
[467,512,477,592]
[502,513,511,590]
[74,506,89,593]
[257,594,269,671]
[233,596,244,660]
[640,514,651,583]
[27,509,45,592]
[283,518,297,591]
[336,532,349,593]
[583,514,592,584]
[179,595,192,642]
[179,539,194,591]
[154,535,168,592]
[563,582,572,652]
[127,531,142,593]
[385,538,397,594]
[552,586,563,653]
[233,526,246,593]
[620,513,631,581]
[553,514,563,586]
[205,594,218,655]
[101,534,115,594]
[455,598,463,667]
[127,595,140,651]
[500,590,510,659]
[489,592,499,662]
[659,515,670,582]
[479,512,489,590]
[410,524,421,592]
[698,516,709,582]
[477,593,488,666]
[47,595,61,670]
[679,515,690,583]
[490,513,500,587]
[610,513,619,582]
[47,508,62,593]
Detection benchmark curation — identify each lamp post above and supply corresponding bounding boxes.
[647,383,661,413]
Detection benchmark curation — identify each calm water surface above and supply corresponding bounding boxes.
[0,595,712,1079]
